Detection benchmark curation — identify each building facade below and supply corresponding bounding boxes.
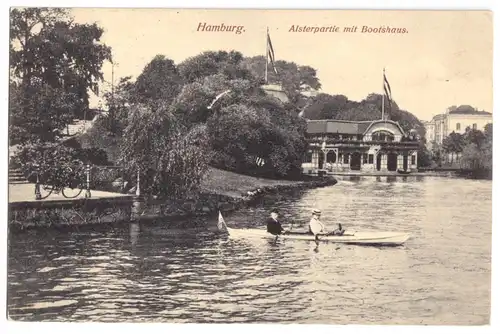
[424,110,492,148]
[302,119,420,173]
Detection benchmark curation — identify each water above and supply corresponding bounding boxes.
[7,176,492,324]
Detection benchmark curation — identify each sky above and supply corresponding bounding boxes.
[71,9,493,121]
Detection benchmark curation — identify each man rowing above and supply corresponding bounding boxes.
[309,209,345,243]
[309,209,326,242]
[265,208,286,236]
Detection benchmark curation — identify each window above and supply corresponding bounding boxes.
[371,130,395,142]
[303,152,313,163]
[326,151,336,163]
[411,155,416,165]
[456,123,461,131]
[363,153,368,164]
[473,123,477,130]
[343,154,349,164]
[368,154,374,164]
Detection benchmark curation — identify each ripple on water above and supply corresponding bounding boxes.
[7,177,492,324]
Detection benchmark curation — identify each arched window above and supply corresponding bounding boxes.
[326,151,336,163]
[371,130,395,142]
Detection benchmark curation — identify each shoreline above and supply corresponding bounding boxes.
[8,175,338,230]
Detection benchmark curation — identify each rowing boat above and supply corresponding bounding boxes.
[225,227,410,246]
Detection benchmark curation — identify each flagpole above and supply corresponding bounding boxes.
[382,67,385,121]
[265,27,269,84]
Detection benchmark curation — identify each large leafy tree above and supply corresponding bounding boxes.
[134,55,183,109]
[178,50,255,84]
[119,105,210,199]
[9,81,78,143]
[9,8,111,144]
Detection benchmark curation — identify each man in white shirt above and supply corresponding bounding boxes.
[309,209,326,243]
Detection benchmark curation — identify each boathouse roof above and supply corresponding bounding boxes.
[307,120,372,134]
[306,119,406,136]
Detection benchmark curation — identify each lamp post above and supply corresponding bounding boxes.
[34,164,41,200]
[135,167,141,197]
[85,164,91,198]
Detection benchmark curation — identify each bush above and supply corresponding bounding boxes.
[14,143,87,188]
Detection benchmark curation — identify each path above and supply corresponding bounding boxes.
[9,183,131,204]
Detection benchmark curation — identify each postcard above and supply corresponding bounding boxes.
[7,8,493,326]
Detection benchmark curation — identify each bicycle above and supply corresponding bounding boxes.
[34,162,91,200]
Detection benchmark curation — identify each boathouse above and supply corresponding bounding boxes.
[302,119,420,173]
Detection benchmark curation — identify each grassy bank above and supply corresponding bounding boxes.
[200,167,306,198]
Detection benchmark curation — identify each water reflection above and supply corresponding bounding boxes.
[7,177,491,325]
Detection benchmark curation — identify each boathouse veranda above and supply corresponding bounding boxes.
[301,119,420,174]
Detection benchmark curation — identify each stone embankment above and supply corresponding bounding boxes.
[131,176,338,222]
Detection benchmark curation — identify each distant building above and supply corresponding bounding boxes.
[302,119,420,173]
[424,108,492,147]
[261,84,289,103]
[261,83,319,104]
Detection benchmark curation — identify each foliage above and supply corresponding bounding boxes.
[135,55,183,108]
[441,131,465,164]
[303,92,424,137]
[88,49,326,184]
[178,50,255,84]
[9,8,111,144]
[13,143,87,189]
[207,102,307,178]
[119,106,211,199]
[9,81,79,144]
[417,144,433,168]
[102,76,135,135]
[460,125,492,171]
[77,117,122,163]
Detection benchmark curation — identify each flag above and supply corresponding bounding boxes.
[217,211,227,231]
[255,157,265,167]
[267,30,278,74]
[383,69,392,117]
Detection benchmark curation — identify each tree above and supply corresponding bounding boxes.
[207,98,307,178]
[301,93,350,119]
[102,76,135,135]
[442,131,465,165]
[119,105,210,199]
[134,55,183,109]
[9,81,79,143]
[460,125,492,172]
[178,50,255,84]
[430,140,443,166]
[9,8,111,144]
